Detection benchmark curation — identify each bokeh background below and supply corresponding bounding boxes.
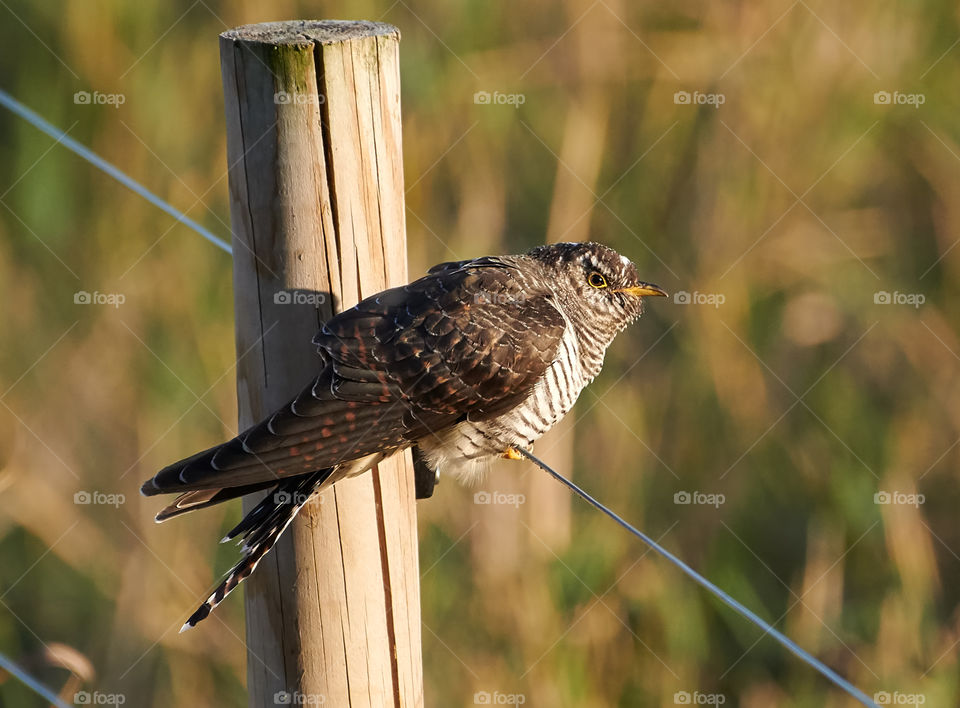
[2,1,959,706]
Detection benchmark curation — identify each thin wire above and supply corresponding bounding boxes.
[0,651,74,708]
[515,447,879,708]
[0,88,232,254]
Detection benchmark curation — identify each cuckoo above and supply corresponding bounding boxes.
[141,241,666,629]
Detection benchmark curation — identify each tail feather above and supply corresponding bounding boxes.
[179,468,333,632]
[155,481,278,522]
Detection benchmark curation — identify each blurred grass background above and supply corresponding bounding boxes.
[1,1,959,706]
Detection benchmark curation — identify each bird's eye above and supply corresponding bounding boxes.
[587,271,608,289]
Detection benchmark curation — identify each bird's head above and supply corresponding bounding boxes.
[528,241,667,334]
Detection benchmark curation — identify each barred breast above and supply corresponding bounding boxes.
[420,310,604,484]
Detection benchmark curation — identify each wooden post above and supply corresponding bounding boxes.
[219,21,422,707]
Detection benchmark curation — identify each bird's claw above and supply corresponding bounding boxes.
[501,447,524,461]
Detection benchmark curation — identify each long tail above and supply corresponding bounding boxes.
[180,468,333,632]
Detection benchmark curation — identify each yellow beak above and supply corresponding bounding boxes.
[615,283,668,298]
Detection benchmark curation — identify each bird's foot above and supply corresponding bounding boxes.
[501,447,524,461]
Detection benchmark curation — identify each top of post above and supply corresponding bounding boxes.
[221,20,399,45]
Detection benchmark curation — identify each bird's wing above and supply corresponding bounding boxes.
[142,260,566,495]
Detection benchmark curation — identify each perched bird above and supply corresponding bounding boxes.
[141,241,666,629]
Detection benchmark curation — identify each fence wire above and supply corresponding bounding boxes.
[517,447,878,708]
[0,88,232,254]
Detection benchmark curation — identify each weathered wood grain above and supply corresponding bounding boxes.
[219,20,422,708]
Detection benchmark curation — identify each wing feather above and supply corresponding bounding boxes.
[142,259,565,495]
